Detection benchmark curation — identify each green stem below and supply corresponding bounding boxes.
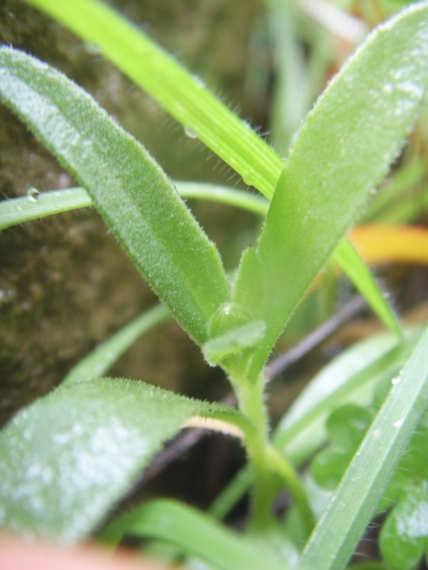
[233,371,276,528]
[266,446,315,538]
[230,366,313,533]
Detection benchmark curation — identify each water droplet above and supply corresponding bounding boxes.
[242,169,256,186]
[184,127,197,139]
[27,187,39,202]
[84,42,101,56]
[373,429,381,439]
[191,74,205,88]
[394,418,404,429]
[391,376,401,385]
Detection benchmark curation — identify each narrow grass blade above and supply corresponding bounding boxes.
[24,0,283,200]
[333,238,402,337]
[176,182,269,215]
[0,187,92,230]
[61,304,169,386]
[0,47,231,344]
[0,184,269,231]
[100,499,285,570]
[0,379,255,542]
[246,3,428,378]
[297,325,428,570]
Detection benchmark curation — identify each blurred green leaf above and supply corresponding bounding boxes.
[309,404,428,570]
[310,404,374,491]
[380,481,428,570]
[61,304,169,386]
[0,379,253,542]
[101,499,286,570]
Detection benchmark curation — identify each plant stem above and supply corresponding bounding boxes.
[232,368,314,533]
[233,371,277,528]
[266,446,315,538]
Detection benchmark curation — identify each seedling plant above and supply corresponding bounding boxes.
[0,1,427,569]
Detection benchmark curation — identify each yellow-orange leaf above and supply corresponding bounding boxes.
[349,225,428,266]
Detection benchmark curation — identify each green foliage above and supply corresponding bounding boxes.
[23,0,403,340]
[0,0,428,568]
[311,403,428,569]
[297,325,428,570]
[0,378,254,542]
[0,47,231,345]
[100,499,286,570]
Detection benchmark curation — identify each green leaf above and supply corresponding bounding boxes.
[101,499,285,570]
[0,47,231,344]
[297,324,428,570]
[0,379,253,542]
[203,320,266,367]
[233,247,265,319]
[310,404,374,491]
[246,3,428,378]
[380,482,428,570]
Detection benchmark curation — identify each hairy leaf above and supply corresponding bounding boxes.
[0,47,231,344]
[0,379,253,542]
[245,3,428,378]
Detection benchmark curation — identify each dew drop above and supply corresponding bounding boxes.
[184,127,198,139]
[27,187,39,202]
[242,169,256,187]
[394,418,404,429]
[191,74,205,88]
[84,42,101,56]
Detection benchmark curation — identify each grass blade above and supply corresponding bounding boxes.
[24,0,283,200]
[333,238,401,337]
[61,304,170,386]
[297,325,428,570]
[0,187,92,229]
